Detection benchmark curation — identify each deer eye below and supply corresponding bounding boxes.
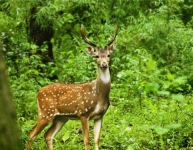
[95,55,99,58]
[107,55,110,57]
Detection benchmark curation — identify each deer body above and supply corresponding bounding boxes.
[37,72,110,122]
[27,25,117,150]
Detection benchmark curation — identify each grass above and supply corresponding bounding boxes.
[19,93,193,150]
[12,77,193,149]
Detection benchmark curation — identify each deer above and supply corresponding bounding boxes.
[27,25,118,150]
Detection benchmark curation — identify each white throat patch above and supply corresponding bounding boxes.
[99,68,110,84]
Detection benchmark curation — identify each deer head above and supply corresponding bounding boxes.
[80,25,118,69]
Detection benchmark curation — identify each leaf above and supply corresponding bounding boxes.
[62,131,70,142]
[158,91,170,97]
[167,71,175,81]
[145,83,159,94]
[154,126,169,135]
[166,123,181,129]
[173,76,187,84]
[117,71,125,78]
[125,127,132,132]
[127,145,135,150]
[171,94,184,102]
[146,56,157,70]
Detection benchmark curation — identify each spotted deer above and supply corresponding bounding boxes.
[27,25,118,150]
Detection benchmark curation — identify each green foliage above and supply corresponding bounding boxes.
[1,0,193,149]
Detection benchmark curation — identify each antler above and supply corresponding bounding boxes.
[80,25,118,48]
[106,25,118,47]
[80,25,97,47]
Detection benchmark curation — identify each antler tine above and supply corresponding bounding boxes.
[80,25,97,47]
[106,25,118,47]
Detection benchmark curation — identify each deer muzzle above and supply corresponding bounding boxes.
[101,62,108,68]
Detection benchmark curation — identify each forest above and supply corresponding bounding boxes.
[1,0,193,149]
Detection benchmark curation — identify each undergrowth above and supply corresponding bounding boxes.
[12,76,193,149]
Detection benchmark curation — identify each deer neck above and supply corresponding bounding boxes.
[95,66,111,98]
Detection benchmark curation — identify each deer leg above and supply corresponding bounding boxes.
[44,116,68,150]
[80,117,90,150]
[27,119,49,150]
[94,118,103,150]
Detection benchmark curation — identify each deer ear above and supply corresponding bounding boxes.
[108,44,116,54]
[87,47,97,56]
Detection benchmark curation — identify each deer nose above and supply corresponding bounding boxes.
[101,62,108,68]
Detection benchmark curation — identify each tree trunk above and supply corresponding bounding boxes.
[0,41,21,149]
[28,5,54,63]
[27,1,57,80]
